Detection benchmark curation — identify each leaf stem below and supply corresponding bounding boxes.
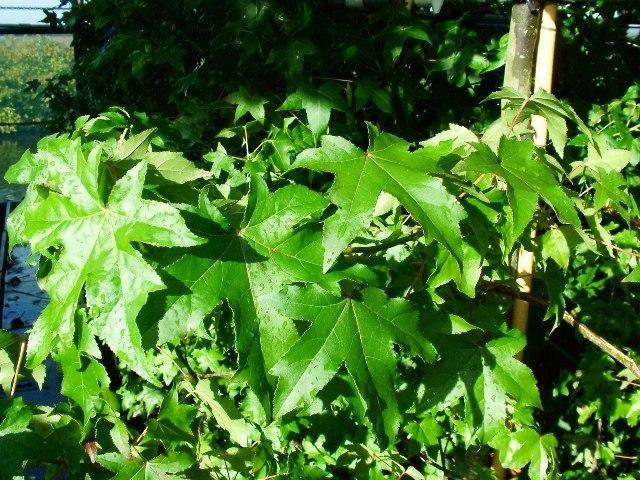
[344,229,422,255]
[507,96,532,135]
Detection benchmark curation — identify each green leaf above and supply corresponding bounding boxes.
[428,243,482,298]
[623,265,640,283]
[296,133,467,271]
[227,87,267,123]
[112,129,211,184]
[354,81,392,114]
[279,82,347,136]
[270,285,436,441]
[5,137,202,380]
[98,452,193,480]
[0,330,20,395]
[148,388,197,443]
[486,87,592,156]
[543,262,566,321]
[142,151,212,184]
[422,330,540,443]
[0,350,14,396]
[141,176,370,405]
[57,345,110,421]
[464,138,580,241]
[591,169,636,220]
[492,428,557,480]
[115,128,156,161]
[194,379,259,447]
[404,415,442,447]
[0,398,32,437]
[539,226,580,270]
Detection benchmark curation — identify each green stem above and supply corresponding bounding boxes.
[344,229,422,255]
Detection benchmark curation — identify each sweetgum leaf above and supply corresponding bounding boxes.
[623,265,640,283]
[464,138,579,250]
[491,428,558,480]
[539,227,580,270]
[194,379,259,447]
[115,128,155,161]
[147,389,197,443]
[143,176,371,405]
[0,398,32,437]
[0,330,20,395]
[279,82,347,136]
[98,452,193,480]
[422,330,540,443]
[5,136,202,380]
[296,133,467,271]
[142,151,212,184]
[270,285,436,441]
[486,87,592,156]
[113,128,211,184]
[227,87,267,123]
[0,350,13,396]
[57,345,110,422]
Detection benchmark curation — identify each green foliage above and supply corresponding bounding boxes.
[56,0,506,145]
[0,35,74,132]
[537,84,640,479]
[1,1,639,479]
[1,79,638,479]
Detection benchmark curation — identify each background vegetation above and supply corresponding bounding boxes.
[0,34,73,199]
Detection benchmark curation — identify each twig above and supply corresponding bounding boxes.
[344,229,422,255]
[614,377,640,388]
[482,282,640,379]
[405,254,429,299]
[457,172,489,200]
[614,454,637,460]
[601,206,640,230]
[420,452,458,478]
[598,240,640,258]
[243,125,250,159]
[9,335,28,398]
[507,96,532,135]
[133,426,148,445]
[201,372,232,379]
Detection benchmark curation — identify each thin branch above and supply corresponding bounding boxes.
[133,426,148,445]
[9,335,28,398]
[601,206,640,230]
[598,240,640,258]
[482,282,640,380]
[243,125,250,159]
[344,229,422,255]
[201,372,233,379]
[507,96,532,135]
[614,454,637,460]
[405,254,429,299]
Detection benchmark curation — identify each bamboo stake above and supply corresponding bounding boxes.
[493,4,557,478]
[493,3,543,478]
[511,3,557,352]
[531,3,557,145]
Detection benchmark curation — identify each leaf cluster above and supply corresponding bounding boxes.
[1,85,638,479]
